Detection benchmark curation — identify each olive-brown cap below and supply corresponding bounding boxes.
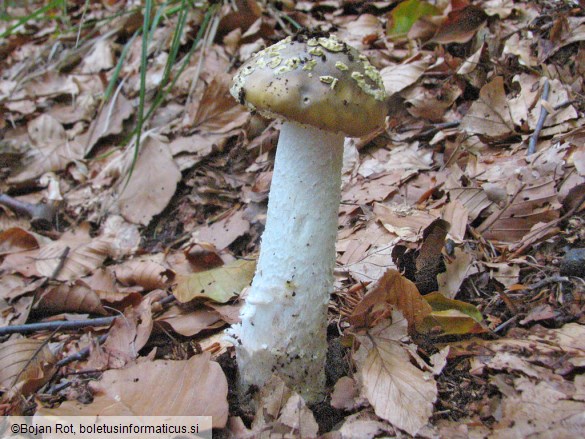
[230,34,387,138]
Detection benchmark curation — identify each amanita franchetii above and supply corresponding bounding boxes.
[229,33,387,401]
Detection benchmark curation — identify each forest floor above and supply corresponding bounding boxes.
[1,0,585,437]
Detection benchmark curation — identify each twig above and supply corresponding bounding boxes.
[0,295,177,338]
[414,121,461,140]
[527,275,570,290]
[511,189,585,258]
[50,246,70,280]
[0,317,117,336]
[55,295,176,367]
[56,334,109,367]
[493,315,519,333]
[527,78,550,156]
[0,193,57,226]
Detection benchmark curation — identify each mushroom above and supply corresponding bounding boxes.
[229,33,387,402]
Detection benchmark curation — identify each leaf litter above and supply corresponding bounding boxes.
[1,0,585,436]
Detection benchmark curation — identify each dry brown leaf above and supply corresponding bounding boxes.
[37,352,228,428]
[279,393,319,438]
[189,73,249,133]
[80,38,115,73]
[339,14,383,50]
[23,71,79,99]
[374,203,437,242]
[431,5,488,44]
[349,269,432,332]
[380,59,430,95]
[0,275,44,301]
[493,376,585,437]
[337,411,396,438]
[483,261,520,289]
[35,225,113,282]
[441,200,468,242]
[460,76,514,139]
[342,173,401,208]
[194,209,251,251]
[157,305,223,337]
[358,143,433,177]
[477,178,560,243]
[102,214,141,259]
[35,280,108,316]
[445,174,492,223]
[457,43,485,75]
[10,114,85,182]
[355,314,437,436]
[0,296,34,332]
[251,375,319,438]
[113,257,174,291]
[0,227,44,255]
[169,133,223,170]
[437,248,475,298]
[48,94,97,125]
[101,296,157,369]
[401,81,462,121]
[118,135,181,226]
[331,376,359,411]
[80,92,134,155]
[0,338,58,397]
[337,221,398,283]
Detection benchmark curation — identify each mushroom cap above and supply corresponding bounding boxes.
[230,34,387,138]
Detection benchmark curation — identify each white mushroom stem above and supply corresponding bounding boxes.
[233,120,344,402]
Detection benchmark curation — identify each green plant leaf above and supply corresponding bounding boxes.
[387,0,440,37]
[418,292,487,335]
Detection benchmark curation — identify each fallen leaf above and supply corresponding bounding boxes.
[100,296,156,368]
[350,269,432,333]
[387,0,440,37]
[420,292,487,335]
[10,114,84,182]
[35,225,113,282]
[35,280,108,316]
[157,305,223,337]
[38,352,228,428]
[173,259,255,304]
[188,73,249,134]
[331,376,359,410]
[117,135,182,226]
[355,314,437,436]
[251,375,319,438]
[81,92,134,155]
[194,208,250,251]
[113,257,174,291]
[437,247,476,298]
[460,76,515,139]
[0,338,58,397]
[431,5,488,44]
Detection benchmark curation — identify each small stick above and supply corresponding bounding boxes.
[56,334,109,367]
[50,246,70,280]
[0,316,117,336]
[527,78,550,156]
[0,193,57,225]
[527,275,570,290]
[0,295,177,337]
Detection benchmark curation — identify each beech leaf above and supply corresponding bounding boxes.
[37,353,228,428]
[356,315,437,436]
[173,259,256,304]
[0,338,58,397]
